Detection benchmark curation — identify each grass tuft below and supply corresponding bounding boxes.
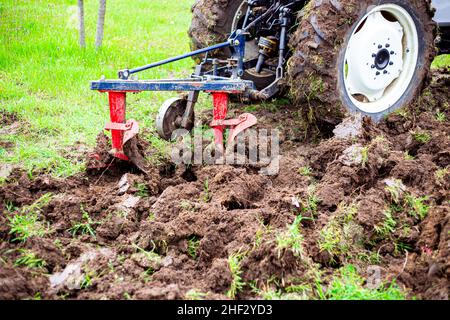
[14,249,46,269]
[322,265,406,300]
[226,252,246,299]
[7,193,53,242]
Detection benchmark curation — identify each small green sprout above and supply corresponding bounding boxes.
[226,252,246,299]
[68,207,98,238]
[14,249,46,269]
[187,235,200,259]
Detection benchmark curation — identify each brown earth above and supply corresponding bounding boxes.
[0,70,448,300]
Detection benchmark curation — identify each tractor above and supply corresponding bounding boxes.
[90,0,449,169]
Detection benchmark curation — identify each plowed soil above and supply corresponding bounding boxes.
[0,70,448,300]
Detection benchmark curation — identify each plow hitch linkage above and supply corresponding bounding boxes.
[90,2,297,165]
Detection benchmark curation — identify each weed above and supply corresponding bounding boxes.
[180,200,197,212]
[435,167,448,186]
[404,152,415,161]
[202,178,211,203]
[394,242,412,255]
[226,252,246,299]
[322,265,406,300]
[123,292,132,300]
[68,207,98,238]
[186,289,209,300]
[133,243,161,264]
[394,108,410,119]
[412,131,431,144]
[4,200,16,213]
[299,185,320,217]
[250,280,312,300]
[187,235,200,259]
[360,147,369,168]
[276,215,305,258]
[435,111,446,122]
[319,218,343,259]
[374,209,397,237]
[134,183,149,197]
[318,203,359,260]
[8,193,52,242]
[80,273,93,289]
[33,292,42,300]
[147,212,156,221]
[253,217,274,249]
[141,267,155,282]
[298,166,312,176]
[405,194,429,220]
[384,179,406,204]
[431,54,450,69]
[14,249,46,269]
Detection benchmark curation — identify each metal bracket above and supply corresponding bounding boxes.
[210,113,258,149]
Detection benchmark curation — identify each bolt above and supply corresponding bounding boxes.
[406,49,410,53]
[376,71,380,76]
[372,53,376,58]
[378,44,382,49]
[389,61,393,66]
[386,43,390,48]
[371,64,375,69]
[390,51,395,55]
[383,70,388,74]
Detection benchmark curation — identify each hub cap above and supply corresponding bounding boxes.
[343,4,419,114]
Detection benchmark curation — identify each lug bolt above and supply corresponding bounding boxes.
[376,71,380,76]
[371,64,375,69]
[389,61,394,66]
[372,53,376,58]
[378,44,382,49]
[390,51,395,55]
[383,70,388,74]
[386,43,390,48]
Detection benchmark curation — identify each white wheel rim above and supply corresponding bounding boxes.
[343,4,419,114]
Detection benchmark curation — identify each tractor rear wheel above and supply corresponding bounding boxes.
[188,0,276,90]
[287,0,436,124]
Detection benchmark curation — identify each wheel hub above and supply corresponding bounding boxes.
[374,49,391,70]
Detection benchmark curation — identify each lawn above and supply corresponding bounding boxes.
[0,0,449,178]
[0,0,196,177]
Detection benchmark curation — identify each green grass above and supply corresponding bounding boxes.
[276,215,306,258]
[298,166,312,177]
[14,249,46,269]
[7,193,53,242]
[185,289,209,300]
[226,252,246,299]
[187,235,200,259]
[374,209,397,237]
[0,0,197,176]
[68,207,98,238]
[322,265,406,300]
[405,194,429,220]
[431,54,450,69]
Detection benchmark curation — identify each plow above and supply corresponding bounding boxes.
[90,0,449,170]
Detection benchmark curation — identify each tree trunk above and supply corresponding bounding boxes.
[77,0,86,48]
[95,0,107,48]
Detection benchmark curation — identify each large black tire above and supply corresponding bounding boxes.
[188,0,276,90]
[287,0,437,124]
[188,0,242,59]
